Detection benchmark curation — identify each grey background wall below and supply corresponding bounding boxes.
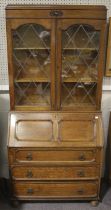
[0,94,9,178]
[0,0,111,177]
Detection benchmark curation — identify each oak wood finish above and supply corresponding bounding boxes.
[6,5,106,203]
[8,112,103,202]
[13,181,98,199]
[8,147,101,165]
[8,112,103,147]
[6,5,106,111]
[106,18,111,76]
[10,165,100,180]
[6,5,106,19]
[56,18,106,111]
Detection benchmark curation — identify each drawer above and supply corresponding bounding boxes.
[9,148,101,164]
[11,165,100,180]
[13,181,98,199]
[6,5,106,19]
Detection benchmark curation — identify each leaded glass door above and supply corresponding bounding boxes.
[9,19,55,110]
[56,20,103,111]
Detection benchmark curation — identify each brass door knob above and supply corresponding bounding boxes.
[26,170,33,178]
[27,188,33,194]
[50,10,63,17]
[77,170,85,177]
[77,189,84,195]
[26,153,33,161]
[79,154,86,161]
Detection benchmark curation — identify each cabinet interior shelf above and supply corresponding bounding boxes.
[15,78,97,83]
[14,47,50,50]
[63,48,98,51]
[15,78,50,83]
[14,47,98,51]
[62,78,97,83]
[15,77,97,83]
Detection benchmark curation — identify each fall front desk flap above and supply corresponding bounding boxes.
[8,112,103,148]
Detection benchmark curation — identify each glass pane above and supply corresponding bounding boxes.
[13,23,51,108]
[61,82,97,107]
[61,24,100,108]
[13,24,50,49]
[15,82,50,107]
[14,50,50,81]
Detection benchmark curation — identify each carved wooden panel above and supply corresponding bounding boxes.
[8,112,103,147]
[58,120,95,142]
[15,120,53,141]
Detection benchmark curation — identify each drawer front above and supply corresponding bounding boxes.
[9,149,100,164]
[13,181,98,199]
[6,6,106,19]
[11,165,99,180]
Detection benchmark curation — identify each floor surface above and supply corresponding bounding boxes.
[0,187,111,210]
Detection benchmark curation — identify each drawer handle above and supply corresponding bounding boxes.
[26,153,33,161]
[79,154,86,161]
[50,10,63,17]
[77,189,84,195]
[27,188,33,194]
[77,170,85,177]
[26,170,33,178]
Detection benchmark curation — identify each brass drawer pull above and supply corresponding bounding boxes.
[27,188,33,194]
[79,154,86,161]
[77,189,84,195]
[77,170,85,177]
[26,153,33,161]
[26,170,33,178]
[50,10,63,17]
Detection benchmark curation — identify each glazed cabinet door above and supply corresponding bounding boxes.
[56,19,106,111]
[7,19,55,111]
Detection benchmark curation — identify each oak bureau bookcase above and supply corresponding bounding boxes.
[6,5,106,206]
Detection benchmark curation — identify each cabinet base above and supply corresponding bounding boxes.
[10,200,20,208]
[90,200,99,207]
